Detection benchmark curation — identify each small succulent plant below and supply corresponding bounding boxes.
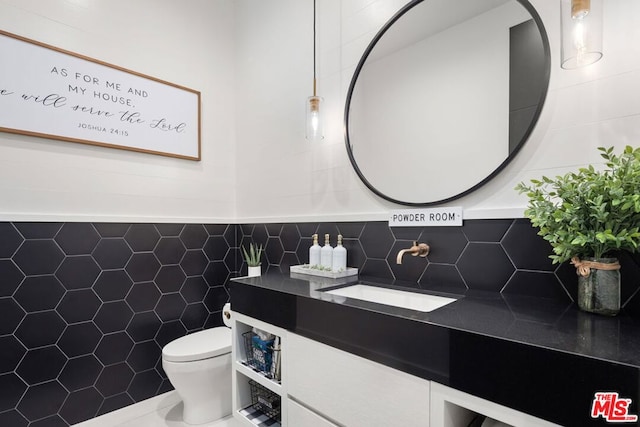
[242,243,263,267]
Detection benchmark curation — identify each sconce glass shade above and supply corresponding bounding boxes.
[305,95,324,141]
[561,0,603,69]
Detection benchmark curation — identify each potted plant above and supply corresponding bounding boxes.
[242,243,263,277]
[515,146,640,315]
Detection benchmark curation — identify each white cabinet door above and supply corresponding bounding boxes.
[288,333,430,427]
[288,399,338,427]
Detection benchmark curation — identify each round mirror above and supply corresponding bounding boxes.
[345,0,550,206]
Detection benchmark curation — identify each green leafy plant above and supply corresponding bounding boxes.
[242,243,263,267]
[515,146,640,264]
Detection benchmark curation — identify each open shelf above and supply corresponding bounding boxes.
[235,370,282,426]
[235,360,282,393]
[431,382,557,427]
[233,313,287,426]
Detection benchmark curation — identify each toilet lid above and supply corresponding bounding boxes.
[162,327,231,362]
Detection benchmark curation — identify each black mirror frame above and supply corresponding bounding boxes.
[344,0,551,207]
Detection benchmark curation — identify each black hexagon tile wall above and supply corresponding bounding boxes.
[1,219,640,426]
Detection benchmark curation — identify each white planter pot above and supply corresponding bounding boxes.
[248,266,261,277]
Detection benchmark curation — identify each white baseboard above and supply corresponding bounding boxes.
[73,391,181,427]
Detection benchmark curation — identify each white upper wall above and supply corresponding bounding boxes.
[235,0,640,222]
[1,0,640,223]
[0,0,236,223]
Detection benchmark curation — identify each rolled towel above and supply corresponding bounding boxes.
[252,327,274,341]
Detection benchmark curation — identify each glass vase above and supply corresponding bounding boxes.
[577,257,620,316]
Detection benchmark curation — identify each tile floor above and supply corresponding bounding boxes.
[115,402,241,427]
[74,392,241,427]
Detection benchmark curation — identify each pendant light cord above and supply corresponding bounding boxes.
[313,0,317,96]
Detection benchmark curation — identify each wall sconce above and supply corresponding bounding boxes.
[561,0,603,69]
[305,0,324,141]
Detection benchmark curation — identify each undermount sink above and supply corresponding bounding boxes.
[324,283,457,313]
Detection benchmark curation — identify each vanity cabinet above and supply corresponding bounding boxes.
[231,273,640,426]
[232,311,560,427]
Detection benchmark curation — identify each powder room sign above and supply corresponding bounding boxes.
[0,30,201,160]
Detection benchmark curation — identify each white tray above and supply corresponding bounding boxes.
[290,264,358,279]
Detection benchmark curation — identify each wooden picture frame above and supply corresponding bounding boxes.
[0,30,201,161]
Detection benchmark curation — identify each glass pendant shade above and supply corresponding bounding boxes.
[306,0,324,142]
[305,95,324,141]
[561,0,603,69]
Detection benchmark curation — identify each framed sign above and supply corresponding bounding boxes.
[0,30,201,160]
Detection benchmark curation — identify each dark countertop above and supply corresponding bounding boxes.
[230,272,640,426]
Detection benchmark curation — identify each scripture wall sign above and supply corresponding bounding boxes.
[0,30,201,160]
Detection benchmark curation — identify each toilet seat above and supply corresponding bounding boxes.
[162,327,231,363]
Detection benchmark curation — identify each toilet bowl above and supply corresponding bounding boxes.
[162,327,232,425]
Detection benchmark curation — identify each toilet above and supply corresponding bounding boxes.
[162,326,232,425]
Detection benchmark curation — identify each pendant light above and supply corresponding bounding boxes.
[560,0,603,69]
[305,0,324,141]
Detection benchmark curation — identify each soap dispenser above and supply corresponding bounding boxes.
[309,234,321,266]
[320,233,333,269]
[332,234,347,271]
